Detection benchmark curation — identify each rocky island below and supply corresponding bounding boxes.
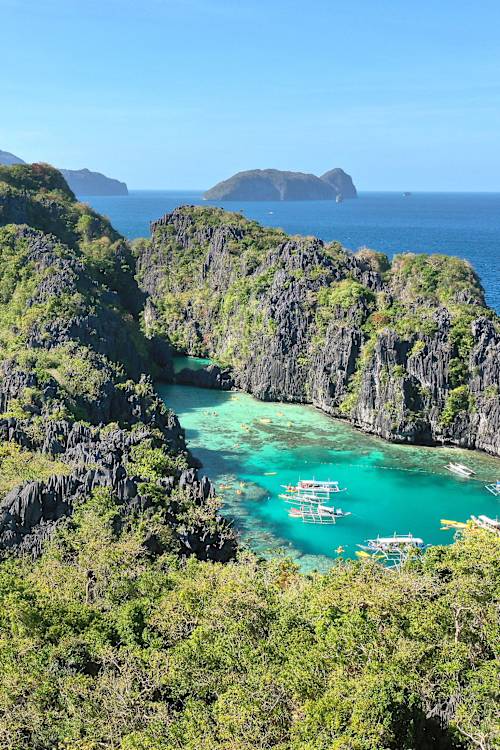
[204,166,357,201]
[0,149,25,166]
[60,167,128,195]
[0,149,128,195]
[140,205,500,456]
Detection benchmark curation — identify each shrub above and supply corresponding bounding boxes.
[440,385,473,426]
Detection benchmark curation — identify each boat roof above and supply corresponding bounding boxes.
[478,515,500,527]
[298,479,339,485]
[369,536,424,546]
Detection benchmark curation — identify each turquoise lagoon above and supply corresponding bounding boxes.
[158,365,500,572]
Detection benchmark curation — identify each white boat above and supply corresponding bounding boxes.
[281,480,346,496]
[471,515,500,535]
[485,481,500,497]
[288,502,351,525]
[358,533,425,553]
[298,479,342,490]
[445,462,476,478]
[357,533,426,567]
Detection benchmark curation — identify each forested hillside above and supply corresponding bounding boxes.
[0,165,498,749]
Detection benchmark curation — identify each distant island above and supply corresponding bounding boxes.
[0,149,24,166]
[203,167,357,201]
[59,168,128,196]
[0,149,128,196]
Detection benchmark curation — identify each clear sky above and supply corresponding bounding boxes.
[2,0,500,190]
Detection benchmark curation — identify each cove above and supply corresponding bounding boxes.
[158,370,500,572]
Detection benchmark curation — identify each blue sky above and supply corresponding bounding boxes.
[2,0,500,190]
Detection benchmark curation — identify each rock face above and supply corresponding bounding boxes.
[204,167,357,201]
[0,164,235,560]
[320,168,357,198]
[60,168,128,196]
[0,409,236,561]
[175,364,235,390]
[139,205,500,457]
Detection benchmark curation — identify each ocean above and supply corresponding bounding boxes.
[88,190,500,312]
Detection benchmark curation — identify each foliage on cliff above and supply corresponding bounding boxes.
[0,164,234,564]
[139,206,500,455]
[0,493,498,750]
[0,164,166,425]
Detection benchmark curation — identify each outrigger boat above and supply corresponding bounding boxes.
[485,480,500,497]
[356,533,426,567]
[471,515,500,535]
[283,478,351,524]
[445,462,476,478]
[358,534,425,553]
[288,502,351,525]
[281,479,346,495]
[280,491,342,505]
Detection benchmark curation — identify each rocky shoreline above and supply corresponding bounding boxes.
[140,205,500,457]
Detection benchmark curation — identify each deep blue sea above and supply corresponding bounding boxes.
[88,191,500,312]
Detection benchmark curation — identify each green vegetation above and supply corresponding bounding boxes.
[0,163,159,425]
[126,439,188,480]
[409,339,426,358]
[354,247,391,274]
[317,278,376,311]
[390,253,485,306]
[0,441,70,498]
[0,490,497,749]
[440,385,474,426]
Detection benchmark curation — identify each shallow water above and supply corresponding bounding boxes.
[173,355,212,373]
[158,366,500,572]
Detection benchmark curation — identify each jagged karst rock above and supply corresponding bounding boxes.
[0,413,236,561]
[138,205,500,456]
[175,364,235,390]
[0,164,235,561]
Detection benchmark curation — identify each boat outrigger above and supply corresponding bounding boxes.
[471,515,500,535]
[288,502,351,525]
[282,478,351,524]
[445,462,476,478]
[485,480,500,497]
[357,533,426,567]
[358,534,425,553]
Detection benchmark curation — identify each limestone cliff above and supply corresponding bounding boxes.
[0,166,235,558]
[138,205,500,456]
